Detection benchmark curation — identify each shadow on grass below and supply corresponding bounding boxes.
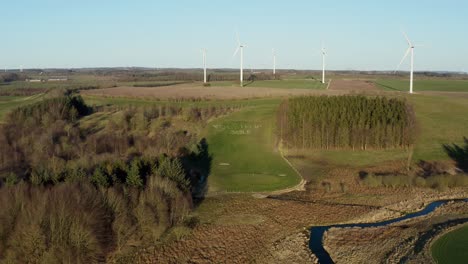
[182,138,212,207]
[443,137,468,172]
[375,82,401,92]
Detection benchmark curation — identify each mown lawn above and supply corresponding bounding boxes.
[203,100,301,192]
[431,224,468,264]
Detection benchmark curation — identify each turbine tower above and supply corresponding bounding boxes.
[202,49,207,83]
[396,32,419,94]
[321,45,326,84]
[272,48,276,76]
[233,32,247,87]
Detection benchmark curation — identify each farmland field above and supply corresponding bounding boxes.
[376,79,468,92]
[431,224,468,264]
[81,82,329,100]
[212,79,327,89]
[2,72,468,263]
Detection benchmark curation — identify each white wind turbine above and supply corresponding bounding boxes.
[232,32,247,87]
[272,48,276,76]
[396,32,420,94]
[201,49,207,83]
[321,44,326,84]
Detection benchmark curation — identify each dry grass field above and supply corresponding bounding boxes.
[81,82,344,100]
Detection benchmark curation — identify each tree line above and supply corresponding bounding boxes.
[277,95,416,150]
[115,70,278,82]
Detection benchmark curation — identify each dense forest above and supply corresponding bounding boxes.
[0,94,232,262]
[277,95,416,150]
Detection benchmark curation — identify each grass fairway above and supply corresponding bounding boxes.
[431,224,468,264]
[376,79,468,92]
[204,101,301,192]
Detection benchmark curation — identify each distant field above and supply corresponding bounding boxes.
[81,83,330,100]
[375,79,468,92]
[82,95,281,108]
[431,225,468,264]
[212,79,326,89]
[203,100,301,192]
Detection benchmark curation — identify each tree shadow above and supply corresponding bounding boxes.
[181,138,212,207]
[443,137,468,173]
[375,82,401,92]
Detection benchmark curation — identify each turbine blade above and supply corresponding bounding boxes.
[395,48,411,73]
[232,47,240,58]
[402,31,412,46]
[236,31,241,46]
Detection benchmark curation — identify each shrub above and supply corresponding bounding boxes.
[91,167,110,188]
[126,159,143,188]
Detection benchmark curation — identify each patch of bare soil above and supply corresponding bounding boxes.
[328,79,378,91]
[81,83,352,100]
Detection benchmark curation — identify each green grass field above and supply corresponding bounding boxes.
[0,94,45,121]
[82,95,281,109]
[203,100,301,192]
[409,94,468,161]
[82,91,468,191]
[431,224,468,264]
[376,79,468,92]
[211,79,326,89]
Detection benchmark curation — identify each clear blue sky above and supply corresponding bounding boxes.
[2,0,467,71]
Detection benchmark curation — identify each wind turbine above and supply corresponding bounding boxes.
[396,32,419,94]
[232,32,247,87]
[321,44,326,84]
[201,49,207,83]
[272,48,276,76]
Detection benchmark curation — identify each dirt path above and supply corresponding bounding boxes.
[263,141,307,196]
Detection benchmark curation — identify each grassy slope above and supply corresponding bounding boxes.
[83,91,468,191]
[82,95,301,192]
[203,101,301,192]
[375,79,468,92]
[431,224,468,264]
[0,94,45,122]
[409,94,468,161]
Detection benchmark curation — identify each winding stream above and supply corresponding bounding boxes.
[309,199,468,264]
